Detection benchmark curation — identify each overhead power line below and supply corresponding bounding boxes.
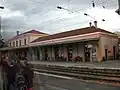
[19,3,92,30]
[99,0,114,5]
[26,0,51,7]
[35,0,115,31]
[53,20,89,31]
[4,0,116,32]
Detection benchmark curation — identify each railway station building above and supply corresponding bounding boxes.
[1,25,119,62]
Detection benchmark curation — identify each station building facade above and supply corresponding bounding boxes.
[1,26,119,62]
[1,29,49,59]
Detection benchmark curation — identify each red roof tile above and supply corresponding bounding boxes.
[32,26,117,43]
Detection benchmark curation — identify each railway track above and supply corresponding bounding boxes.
[32,64,120,85]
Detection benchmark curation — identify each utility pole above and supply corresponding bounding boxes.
[0,6,6,48]
[0,6,4,90]
[0,6,4,39]
[115,0,120,15]
[0,16,2,40]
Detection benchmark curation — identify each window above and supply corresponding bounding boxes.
[9,42,11,47]
[13,41,15,47]
[16,41,18,47]
[19,40,21,46]
[24,39,26,45]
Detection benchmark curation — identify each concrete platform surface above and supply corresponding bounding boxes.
[29,60,120,69]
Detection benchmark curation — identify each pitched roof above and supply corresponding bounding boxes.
[20,30,48,35]
[32,26,117,43]
[9,30,49,41]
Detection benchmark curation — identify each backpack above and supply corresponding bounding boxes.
[15,72,28,90]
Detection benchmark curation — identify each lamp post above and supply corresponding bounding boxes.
[0,6,4,90]
[0,6,4,48]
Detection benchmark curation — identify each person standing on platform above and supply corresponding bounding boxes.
[22,61,34,90]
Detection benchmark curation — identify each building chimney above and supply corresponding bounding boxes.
[94,21,97,28]
[16,31,20,36]
[89,22,92,27]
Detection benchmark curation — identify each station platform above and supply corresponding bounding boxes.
[29,60,120,69]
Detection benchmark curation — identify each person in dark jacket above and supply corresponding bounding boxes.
[1,57,17,90]
[15,60,28,90]
[22,61,34,90]
[1,56,8,90]
[7,62,17,90]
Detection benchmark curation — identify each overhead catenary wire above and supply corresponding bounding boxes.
[38,0,116,31]
[99,0,115,5]
[26,0,51,7]
[52,20,90,31]
[15,0,115,32]
[0,0,116,39]
[102,1,118,9]
[67,0,71,9]
[3,0,116,32]
[31,0,115,21]
[16,3,91,30]
[38,0,116,23]
[5,0,115,23]
[97,0,116,8]
[27,1,93,29]
[34,20,89,34]
[33,0,114,30]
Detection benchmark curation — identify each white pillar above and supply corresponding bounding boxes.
[39,47,43,60]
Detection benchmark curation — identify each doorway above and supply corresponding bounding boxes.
[44,48,48,60]
[105,49,108,60]
[55,46,59,60]
[113,46,116,60]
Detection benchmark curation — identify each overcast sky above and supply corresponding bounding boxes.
[0,0,119,40]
